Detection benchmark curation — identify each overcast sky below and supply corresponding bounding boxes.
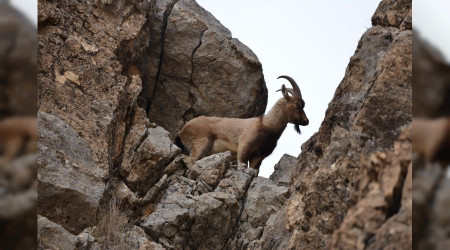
[15,0,384,177]
[198,0,382,177]
[11,0,37,24]
[414,0,450,62]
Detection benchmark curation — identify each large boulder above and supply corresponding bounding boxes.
[141,0,267,136]
[38,112,106,234]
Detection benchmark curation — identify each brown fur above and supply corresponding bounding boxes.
[176,88,308,169]
[0,117,37,167]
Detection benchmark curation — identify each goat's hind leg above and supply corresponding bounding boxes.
[249,156,263,169]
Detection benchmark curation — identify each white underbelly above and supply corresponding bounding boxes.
[210,139,237,154]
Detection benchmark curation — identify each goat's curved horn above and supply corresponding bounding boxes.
[277,75,302,99]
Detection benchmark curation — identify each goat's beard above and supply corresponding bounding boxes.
[294,124,301,134]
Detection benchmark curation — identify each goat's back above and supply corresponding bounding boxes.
[178,116,257,144]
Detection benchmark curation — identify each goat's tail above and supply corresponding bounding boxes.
[173,135,185,153]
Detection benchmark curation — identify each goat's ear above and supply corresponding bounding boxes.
[281,84,290,100]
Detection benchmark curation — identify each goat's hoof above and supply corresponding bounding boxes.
[237,163,248,170]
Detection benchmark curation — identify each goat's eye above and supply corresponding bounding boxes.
[294,102,302,109]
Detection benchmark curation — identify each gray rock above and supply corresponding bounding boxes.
[112,181,139,208]
[140,174,168,206]
[137,0,180,100]
[139,151,256,249]
[141,203,189,239]
[76,227,96,249]
[126,226,166,250]
[215,169,253,200]
[145,0,267,136]
[193,151,232,194]
[38,112,105,234]
[121,125,180,195]
[249,209,291,250]
[243,177,289,228]
[163,155,187,176]
[188,192,240,249]
[269,154,297,187]
[228,177,289,249]
[38,215,77,250]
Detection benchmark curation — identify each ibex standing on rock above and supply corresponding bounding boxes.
[174,76,308,169]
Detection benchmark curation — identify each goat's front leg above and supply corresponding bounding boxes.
[189,137,213,162]
[237,144,249,169]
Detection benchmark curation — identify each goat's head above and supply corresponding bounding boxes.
[277,75,309,133]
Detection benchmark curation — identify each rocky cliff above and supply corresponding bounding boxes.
[252,0,412,248]
[37,0,411,249]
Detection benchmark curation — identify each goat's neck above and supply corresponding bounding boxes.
[262,100,288,133]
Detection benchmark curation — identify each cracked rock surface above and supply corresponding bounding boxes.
[140,152,258,249]
[142,0,267,136]
[38,0,268,249]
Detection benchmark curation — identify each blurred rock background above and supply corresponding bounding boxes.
[0,0,37,249]
[413,32,450,249]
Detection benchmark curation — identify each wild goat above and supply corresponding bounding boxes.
[174,75,308,169]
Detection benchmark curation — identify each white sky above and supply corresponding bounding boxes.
[10,0,37,24]
[414,0,450,62]
[198,0,382,177]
